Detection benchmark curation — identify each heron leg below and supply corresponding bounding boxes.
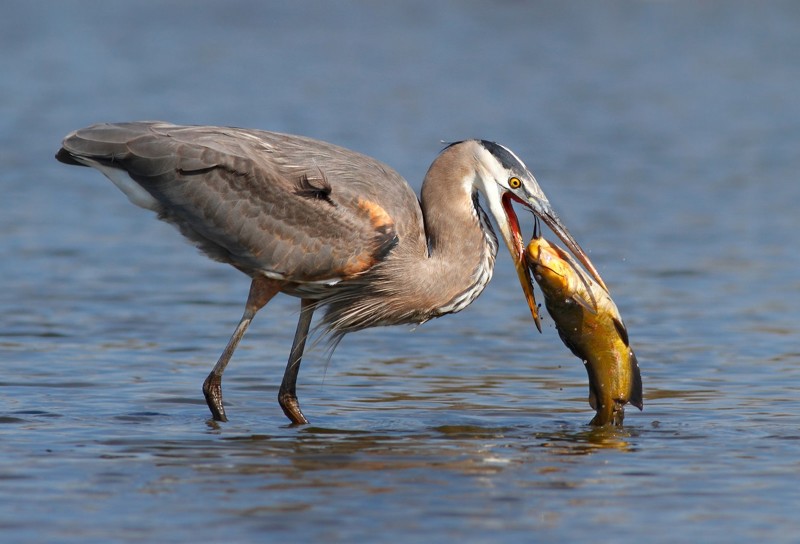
[202,276,281,422]
[278,298,315,425]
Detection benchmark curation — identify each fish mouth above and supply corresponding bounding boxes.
[499,186,607,332]
[527,224,599,314]
[525,198,608,293]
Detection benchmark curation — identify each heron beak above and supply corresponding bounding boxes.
[525,196,609,292]
[500,193,542,332]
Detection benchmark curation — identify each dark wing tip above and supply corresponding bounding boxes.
[373,229,399,263]
[55,147,84,166]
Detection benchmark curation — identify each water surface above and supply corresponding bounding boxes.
[2,1,800,542]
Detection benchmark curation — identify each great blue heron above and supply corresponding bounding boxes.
[56,121,605,424]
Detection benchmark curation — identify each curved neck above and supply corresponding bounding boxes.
[416,142,498,315]
[320,142,500,334]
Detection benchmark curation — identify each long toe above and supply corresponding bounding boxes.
[278,392,309,425]
[202,374,229,422]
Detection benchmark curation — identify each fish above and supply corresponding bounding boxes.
[526,233,643,426]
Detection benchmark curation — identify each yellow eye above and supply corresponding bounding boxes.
[509,176,521,189]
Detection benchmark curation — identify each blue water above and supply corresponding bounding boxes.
[2,1,800,542]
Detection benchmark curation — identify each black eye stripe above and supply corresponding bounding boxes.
[480,140,525,172]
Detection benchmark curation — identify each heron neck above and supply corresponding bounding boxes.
[319,143,497,334]
[417,146,498,316]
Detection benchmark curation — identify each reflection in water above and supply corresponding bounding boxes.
[98,419,639,481]
[535,426,636,455]
[76,419,656,542]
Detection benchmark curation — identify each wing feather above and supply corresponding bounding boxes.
[58,122,412,282]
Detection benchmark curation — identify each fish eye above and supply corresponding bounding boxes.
[508,176,521,189]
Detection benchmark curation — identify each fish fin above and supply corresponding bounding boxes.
[571,293,598,314]
[628,350,644,410]
[612,317,630,347]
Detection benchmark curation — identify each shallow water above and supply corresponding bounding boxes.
[3,1,800,542]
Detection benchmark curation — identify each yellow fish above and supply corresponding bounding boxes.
[526,236,643,426]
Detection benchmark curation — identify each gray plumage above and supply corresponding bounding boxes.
[57,121,599,424]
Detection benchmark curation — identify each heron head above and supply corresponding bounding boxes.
[471,140,607,331]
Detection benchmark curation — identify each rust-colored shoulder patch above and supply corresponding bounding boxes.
[356,198,393,231]
[340,198,398,277]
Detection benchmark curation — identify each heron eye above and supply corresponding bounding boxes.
[508,176,521,189]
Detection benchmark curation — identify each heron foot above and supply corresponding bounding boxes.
[202,373,228,422]
[278,390,309,425]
